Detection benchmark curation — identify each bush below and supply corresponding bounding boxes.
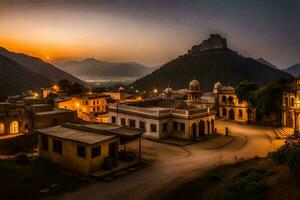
[15,154,29,164]
[270,142,300,174]
[226,168,266,200]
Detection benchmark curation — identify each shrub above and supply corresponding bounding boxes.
[286,146,300,172]
[270,144,291,164]
[15,154,29,164]
[226,168,266,200]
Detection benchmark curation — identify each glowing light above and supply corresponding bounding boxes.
[137,96,142,101]
[52,85,59,91]
[46,56,50,61]
[76,102,80,107]
[154,89,158,93]
[135,90,139,93]
[33,92,39,98]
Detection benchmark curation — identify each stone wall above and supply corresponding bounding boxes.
[0,133,38,154]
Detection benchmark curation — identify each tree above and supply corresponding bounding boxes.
[235,81,258,105]
[57,79,88,95]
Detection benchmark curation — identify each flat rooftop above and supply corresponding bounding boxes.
[34,108,73,116]
[36,125,116,145]
[63,122,144,139]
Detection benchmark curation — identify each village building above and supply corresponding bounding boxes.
[36,123,143,175]
[0,93,76,136]
[214,83,256,124]
[282,78,300,134]
[108,98,215,140]
[55,93,109,123]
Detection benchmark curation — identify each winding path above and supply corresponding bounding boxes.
[50,120,284,200]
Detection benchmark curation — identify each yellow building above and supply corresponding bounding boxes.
[37,125,119,175]
[37,123,144,175]
[282,79,300,133]
[215,84,255,124]
[55,93,109,122]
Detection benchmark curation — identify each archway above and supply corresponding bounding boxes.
[286,112,293,128]
[222,108,227,117]
[228,96,234,105]
[207,120,210,134]
[10,121,19,134]
[229,109,235,120]
[211,119,215,133]
[221,96,227,104]
[0,123,5,134]
[24,124,29,133]
[238,109,243,119]
[192,123,197,138]
[199,120,205,136]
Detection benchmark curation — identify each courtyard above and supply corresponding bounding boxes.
[49,120,284,200]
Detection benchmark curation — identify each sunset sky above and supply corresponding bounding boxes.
[0,0,299,68]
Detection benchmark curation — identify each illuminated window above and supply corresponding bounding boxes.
[10,121,19,134]
[0,123,5,134]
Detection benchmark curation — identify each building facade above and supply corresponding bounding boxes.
[55,94,109,122]
[215,84,256,124]
[37,123,143,175]
[282,79,300,133]
[108,98,215,140]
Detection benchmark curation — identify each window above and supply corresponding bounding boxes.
[77,145,86,158]
[53,139,62,154]
[121,118,126,126]
[111,116,116,123]
[173,122,178,131]
[93,108,96,113]
[129,119,136,128]
[285,97,289,106]
[291,98,294,107]
[139,121,145,130]
[10,121,19,134]
[221,96,227,104]
[85,100,88,105]
[163,123,168,132]
[180,123,185,131]
[41,134,48,151]
[150,124,157,132]
[97,100,99,104]
[91,146,101,158]
[0,123,5,134]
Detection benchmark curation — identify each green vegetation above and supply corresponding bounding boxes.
[270,142,300,173]
[57,79,88,95]
[226,168,266,200]
[235,81,258,104]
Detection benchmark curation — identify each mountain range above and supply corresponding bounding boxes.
[132,34,293,91]
[0,54,52,100]
[256,57,279,70]
[0,47,83,100]
[285,63,300,77]
[56,58,154,79]
[0,47,82,84]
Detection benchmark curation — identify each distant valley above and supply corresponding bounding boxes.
[56,58,154,83]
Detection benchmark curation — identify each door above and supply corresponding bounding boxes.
[192,123,197,138]
[229,109,235,120]
[109,142,118,159]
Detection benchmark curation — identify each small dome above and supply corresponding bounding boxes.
[214,82,223,89]
[189,79,200,87]
[189,79,200,91]
[165,87,173,94]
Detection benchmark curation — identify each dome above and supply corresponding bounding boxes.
[164,87,173,94]
[189,79,200,87]
[189,79,200,91]
[214,82,223,89]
